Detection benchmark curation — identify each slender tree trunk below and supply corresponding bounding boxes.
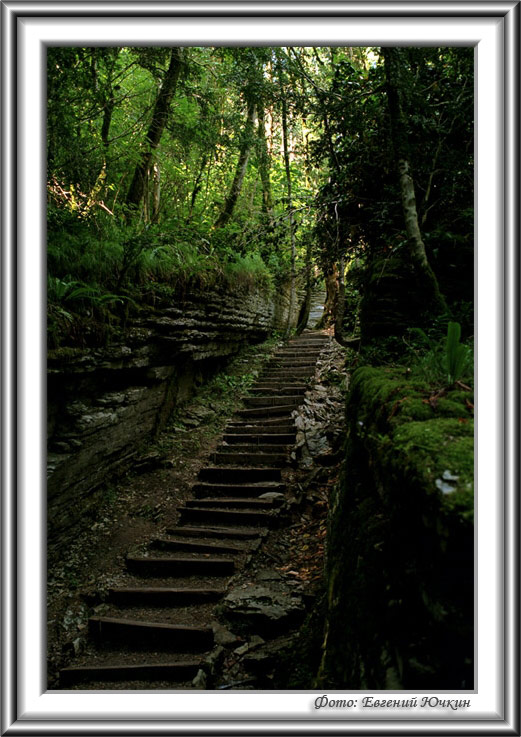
[86,87,115,212]
[383,47,448,315]
[279,64,297,336]
[126,48,182,212]
[151,162,161,223]
[256,105,274,217]
[297,239,313,332]
[321,263,339,327]
[187,154,208,221]
[143,168,150,223]
[214,98,256,228]
[334,255,348,345]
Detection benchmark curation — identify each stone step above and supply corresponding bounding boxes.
[222,433,294,445]
[178,506,276,527]
[235,404,297,418]
[192,481,286,497]
[288,340,328,346]
[60,660,201,686]
[286,344,326,350]
[231,414,295,424]
[226,419,295,431]
[249,385,307,394]
[185,497,277,509]
[166,525,264,540]
[260,370,314,378]
[88,616,214,651]
[211,452,286,467]
[217,443,290,454]
[271,360,317,367]
[150,536,245,555]
[199,466,281,483]
[125,554,235,577]
[273,349,322,355]
[107,586,225,607]
[243,395,303,407]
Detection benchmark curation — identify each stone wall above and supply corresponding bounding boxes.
[47,281,302,557]
[316,366,474,690]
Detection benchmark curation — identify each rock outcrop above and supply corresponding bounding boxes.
[48,282,302,558]
[316,366,474,690]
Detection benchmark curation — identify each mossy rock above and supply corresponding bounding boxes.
[319,364,474,690]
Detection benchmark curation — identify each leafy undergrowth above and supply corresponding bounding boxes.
[47,216,283,349]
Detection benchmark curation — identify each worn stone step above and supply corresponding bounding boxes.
[166,525,264,540]
[199,466,281,483]
[286,335,329,348]
[287,344,326,350]
[231,414,295,424]
[107,586,225,607]
[222,433,294,445]
[88,616,214,651]
[212,451,286,467]
[226,420,295,432]
[218,443,290,454]
[186,497,277,509]
[263,363,315,370]
[150,536,245,554]
[273,349,322,356]
[192,481,285,497]
[291,334,327,339]
[249,385,307,394]
[178,506,276,527]
[235,404,298,418]
[243,395,303,407]
[60,660,201,686]
[125,554,235,576]
[272,359,317,366]
[260,370,314,378]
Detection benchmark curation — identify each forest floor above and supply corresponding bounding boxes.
[47,328,348,689]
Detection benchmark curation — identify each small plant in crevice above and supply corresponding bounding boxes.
[445,321,471,386]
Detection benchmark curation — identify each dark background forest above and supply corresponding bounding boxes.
[47,45,474,350]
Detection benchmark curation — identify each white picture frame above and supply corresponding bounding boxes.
[1,1,518,734]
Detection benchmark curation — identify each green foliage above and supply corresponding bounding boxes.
[445,322,470,385]
[47,44,473,353]
[212,372,255,395]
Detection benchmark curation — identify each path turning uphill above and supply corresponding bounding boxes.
[60,329,329,689]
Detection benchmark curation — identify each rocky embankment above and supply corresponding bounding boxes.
[48,282,301,559]
[317,365,474,690]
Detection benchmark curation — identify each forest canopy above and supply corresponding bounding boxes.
[47,45,474,348]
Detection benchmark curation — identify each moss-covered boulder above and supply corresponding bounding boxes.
[317,366,474,690]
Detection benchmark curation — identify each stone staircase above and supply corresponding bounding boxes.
[59,329,329,689]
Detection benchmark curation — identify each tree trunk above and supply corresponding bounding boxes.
[126,48,182,212]
[383,47,448,315]
[334,255,348,345]
[151,162,161,223]
[321,263,339,327]
[297,239,313,333]
[214,98,256,228]
[256,105,274,217]
[86,86,115,213]
[187,154,208,221]
[279,63,297,336]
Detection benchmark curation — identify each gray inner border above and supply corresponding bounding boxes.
[1,2,519,735]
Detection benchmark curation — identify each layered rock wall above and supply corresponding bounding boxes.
[48,282,302,557]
